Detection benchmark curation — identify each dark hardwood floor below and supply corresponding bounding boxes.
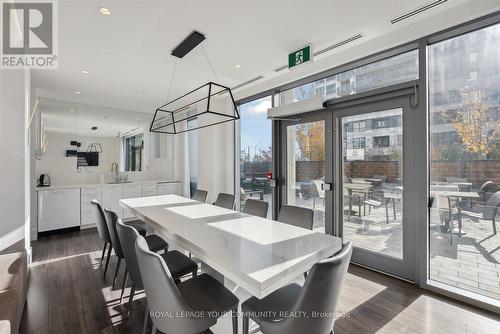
[20,229,500,334]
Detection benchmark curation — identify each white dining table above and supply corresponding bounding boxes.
[120,194,342,299]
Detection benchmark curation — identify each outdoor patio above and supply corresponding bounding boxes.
[429,214,500,300]
[241,178,500,300]
[342,201,500,300]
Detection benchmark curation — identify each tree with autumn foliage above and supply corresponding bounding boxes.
[295,122,325,161]
[451,96,500,159]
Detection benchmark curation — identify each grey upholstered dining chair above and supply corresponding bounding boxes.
[92,199,146,279]
[192,189,208,202]
[242,242,353,334]
[461,191,500,235]
[277,205,315,278]
[242,199,269,218]
[277,205,314,230]
[214,192,236,210]
[115,220,198,307]
[135,235,239,334]
[105,208,168,288]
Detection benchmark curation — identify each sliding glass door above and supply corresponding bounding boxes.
[335,96,415,280]
[281,111,333,234]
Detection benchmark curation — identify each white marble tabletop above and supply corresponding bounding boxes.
[120,194,342,299]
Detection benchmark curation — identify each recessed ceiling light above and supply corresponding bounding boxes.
[81,70,89,74]
[139,90,146,93]
[69,109,75,113]
[74,91,81,94]
[235,64,241,69]
[98,7,111,15]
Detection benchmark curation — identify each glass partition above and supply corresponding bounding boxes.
[280,50,419,105]
[239,96,273,218]
[428,23,500,301]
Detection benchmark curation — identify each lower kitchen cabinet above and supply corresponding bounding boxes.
[102,185,124,219]
[38,188,81,232]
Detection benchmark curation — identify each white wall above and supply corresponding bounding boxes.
[195,96,236,203]
[0,70,27,250]
[36,133,121,185]
[35,132,175,185]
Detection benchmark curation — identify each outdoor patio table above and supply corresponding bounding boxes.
[344,182,372,192]
[383,189,402,223]
[365,178,384,186]
[431,191,480,236]
[344,183,372,217]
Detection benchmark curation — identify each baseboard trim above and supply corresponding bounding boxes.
[0,225,25,251]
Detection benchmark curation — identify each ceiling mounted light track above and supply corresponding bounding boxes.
[151,31,239,134]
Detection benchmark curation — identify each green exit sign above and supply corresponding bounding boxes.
[288,45,312,69]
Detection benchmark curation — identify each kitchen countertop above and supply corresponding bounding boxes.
[36,180,181,191]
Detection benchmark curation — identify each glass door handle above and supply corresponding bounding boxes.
[323,182,333,191]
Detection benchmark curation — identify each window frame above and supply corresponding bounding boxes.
[122,131,144,172]
[235,11,500,313]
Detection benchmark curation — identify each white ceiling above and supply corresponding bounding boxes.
[32,0,499,114]
[40,98,149,137]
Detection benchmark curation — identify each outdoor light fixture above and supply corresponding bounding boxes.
[150,31,240,134]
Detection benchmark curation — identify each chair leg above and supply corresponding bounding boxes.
[492,217,497,235]
[232,307,238,334]
[142,307,149,334]
[103,244,112,279]
[385,200,389,224]
[120,268,128,304]
[242,312,249,334]
[100,242,108,264]
[113,258,122,288]
[129,283,136,307]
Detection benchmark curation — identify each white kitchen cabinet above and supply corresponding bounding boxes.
[157,182,181,195]
[80,187,102,229]
[142,182,158,197]
[123,184,143,218]
[102,185,124,218]
[38,188,80,232]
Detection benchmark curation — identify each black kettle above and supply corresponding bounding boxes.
[38,174,51,187]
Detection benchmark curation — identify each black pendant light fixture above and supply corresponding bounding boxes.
[150,31,240,134]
